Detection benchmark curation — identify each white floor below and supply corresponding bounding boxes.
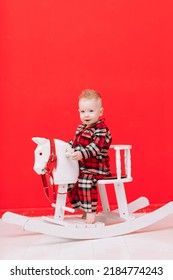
[0,213,173,260]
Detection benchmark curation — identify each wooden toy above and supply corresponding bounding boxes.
[2,138,173,239]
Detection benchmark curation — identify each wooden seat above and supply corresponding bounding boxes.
[98,145,132,220]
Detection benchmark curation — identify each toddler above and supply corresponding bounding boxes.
[68,89,112,223]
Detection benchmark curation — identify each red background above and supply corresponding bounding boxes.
[0,0,173,214]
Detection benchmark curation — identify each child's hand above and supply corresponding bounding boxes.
[71,151,83,161]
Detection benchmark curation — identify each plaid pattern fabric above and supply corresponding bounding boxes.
[68,119,112,212]
[68,171,104,212]
[70,118,112,175]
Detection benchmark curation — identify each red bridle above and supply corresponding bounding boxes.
[41,139,57,203]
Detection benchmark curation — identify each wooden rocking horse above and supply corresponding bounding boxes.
[2,137,173,239]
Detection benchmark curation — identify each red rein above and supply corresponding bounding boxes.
[41,139,57,203]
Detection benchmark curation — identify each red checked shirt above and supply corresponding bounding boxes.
[70,119,112,176]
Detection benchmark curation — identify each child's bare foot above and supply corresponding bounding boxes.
[86,212,96,224]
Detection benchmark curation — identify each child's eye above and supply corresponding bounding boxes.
[90,110,94,112]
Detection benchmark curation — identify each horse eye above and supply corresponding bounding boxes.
[39,152,43,156]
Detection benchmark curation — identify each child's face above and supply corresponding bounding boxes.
[79,98,103,127]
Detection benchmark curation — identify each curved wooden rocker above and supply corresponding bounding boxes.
[2,138,173,239]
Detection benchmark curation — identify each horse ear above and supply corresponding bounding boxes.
[32,137,48,145]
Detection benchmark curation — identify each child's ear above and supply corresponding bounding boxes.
[100,107,104,116]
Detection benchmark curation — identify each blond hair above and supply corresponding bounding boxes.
[79,89,102,104]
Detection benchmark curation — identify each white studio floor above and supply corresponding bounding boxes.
[0,213,173,260]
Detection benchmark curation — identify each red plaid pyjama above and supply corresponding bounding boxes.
[68,119,112,212]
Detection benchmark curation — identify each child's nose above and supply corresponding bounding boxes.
[84,112,89,117]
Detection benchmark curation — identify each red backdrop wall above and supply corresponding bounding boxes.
[0,0,173,213]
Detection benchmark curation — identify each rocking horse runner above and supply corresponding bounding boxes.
[2,136,173,239]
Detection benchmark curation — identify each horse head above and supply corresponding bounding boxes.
[32,137,79,184]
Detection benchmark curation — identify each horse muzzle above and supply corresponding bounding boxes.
[33,166,46,175]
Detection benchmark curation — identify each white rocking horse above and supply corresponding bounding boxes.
[2,137,173,239]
